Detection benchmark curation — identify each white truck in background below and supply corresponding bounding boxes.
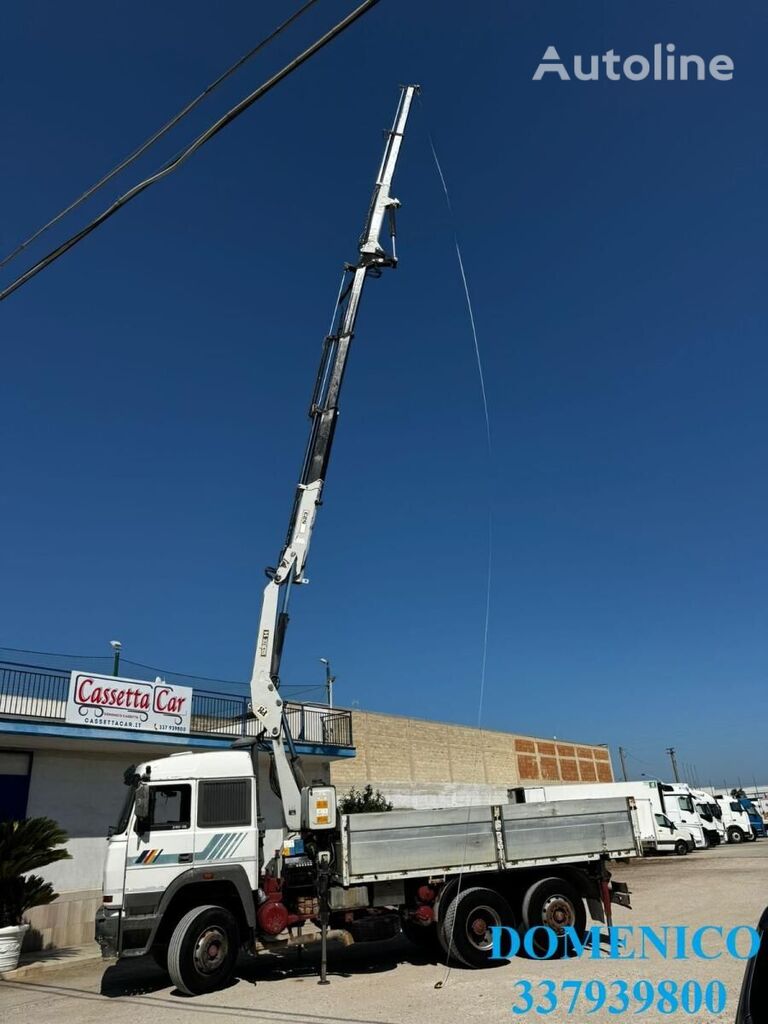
[660,783,724,848]
[690,787,728,846]
[512,781,704,855]
[95,87,640,996]
[712,794,754,843]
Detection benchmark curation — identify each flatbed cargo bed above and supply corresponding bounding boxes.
[337,796,639,884]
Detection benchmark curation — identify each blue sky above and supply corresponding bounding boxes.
[2,2,766,784]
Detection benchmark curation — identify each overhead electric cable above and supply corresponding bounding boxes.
[0,645,109,660]
[0,0,320,271]
[0,0,381,304]
[418,99,494,990]
[0,646,327,694]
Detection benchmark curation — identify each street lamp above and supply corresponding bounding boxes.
[110,640,122,677]
[319,658,336,708]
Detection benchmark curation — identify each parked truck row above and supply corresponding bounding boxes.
[512,779,764,855]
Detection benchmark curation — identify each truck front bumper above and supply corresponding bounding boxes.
[95,906,122,958]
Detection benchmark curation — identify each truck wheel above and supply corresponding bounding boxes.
[167,904,239,996]
[520,877,586,959]
[728,827,744,844]
[435,878,461,957]
[674,840,689,856]
[441,886,515,968]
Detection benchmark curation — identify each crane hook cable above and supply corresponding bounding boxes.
[0,0,321,272]
[418,98,495,989]
[0,0,382,305]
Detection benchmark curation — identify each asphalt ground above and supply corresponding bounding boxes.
[2,841,766,1024]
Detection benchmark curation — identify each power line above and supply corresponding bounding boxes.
[0,644,109,660]
[0,646,328,694]
[120,658,248,687]
[0,0,381,304]
[0,0,320,271]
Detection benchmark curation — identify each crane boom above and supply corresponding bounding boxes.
[248,85,418,827]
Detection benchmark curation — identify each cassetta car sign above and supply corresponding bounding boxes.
[65,671,192,733]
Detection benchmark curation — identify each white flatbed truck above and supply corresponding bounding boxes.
[96,86,638,994]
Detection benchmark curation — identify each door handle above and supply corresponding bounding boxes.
[178,853,193,863]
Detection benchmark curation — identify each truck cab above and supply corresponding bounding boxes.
[660,783,722,847]
[98,750,262,970]
[690,788,728,846]
[714,794,755,843]
[737,796,767,839]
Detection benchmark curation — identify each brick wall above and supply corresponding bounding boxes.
[330,710,613,806]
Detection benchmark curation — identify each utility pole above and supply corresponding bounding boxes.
[666,746,680,783]
[319,658,335,709]
[618,747,629,782]
[110,639,122,677]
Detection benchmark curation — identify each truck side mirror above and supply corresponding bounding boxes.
[134,783,150,833]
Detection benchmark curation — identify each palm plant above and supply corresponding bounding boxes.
[0,818,71,928]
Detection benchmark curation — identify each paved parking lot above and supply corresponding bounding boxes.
[2,842,766,1024]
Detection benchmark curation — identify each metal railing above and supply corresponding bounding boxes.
[0,660,353,748]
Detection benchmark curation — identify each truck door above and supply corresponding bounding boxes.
[124,781,195,899]
[194,777,258,889]
[653,813,677,852]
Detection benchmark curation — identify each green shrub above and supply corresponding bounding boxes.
[339,784,393,814]
[0,818,71,927]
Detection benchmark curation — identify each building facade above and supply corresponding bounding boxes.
[330,710,614,808]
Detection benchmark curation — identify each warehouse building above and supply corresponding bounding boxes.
[331,709,613,808]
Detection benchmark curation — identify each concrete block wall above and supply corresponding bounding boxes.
[330,710,613,808]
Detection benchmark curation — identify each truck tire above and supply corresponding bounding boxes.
[520,876,586,960]
[440,886,515,968]
[728,827,744,844]
[167,904,239,996]
[435,878,461,957]
[674,839,689,856]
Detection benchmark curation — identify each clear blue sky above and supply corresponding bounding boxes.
[2,2,766,785]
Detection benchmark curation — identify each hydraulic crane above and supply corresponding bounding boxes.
[248,85,418,828]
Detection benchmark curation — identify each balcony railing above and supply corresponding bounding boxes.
[0,661,353,749]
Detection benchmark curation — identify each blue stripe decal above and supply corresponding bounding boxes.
[229,833,247,856]
[218,833,240,858]
[209,835,230,860]
[194,834,223,860]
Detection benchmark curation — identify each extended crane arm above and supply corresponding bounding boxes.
[248,85,418,827]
